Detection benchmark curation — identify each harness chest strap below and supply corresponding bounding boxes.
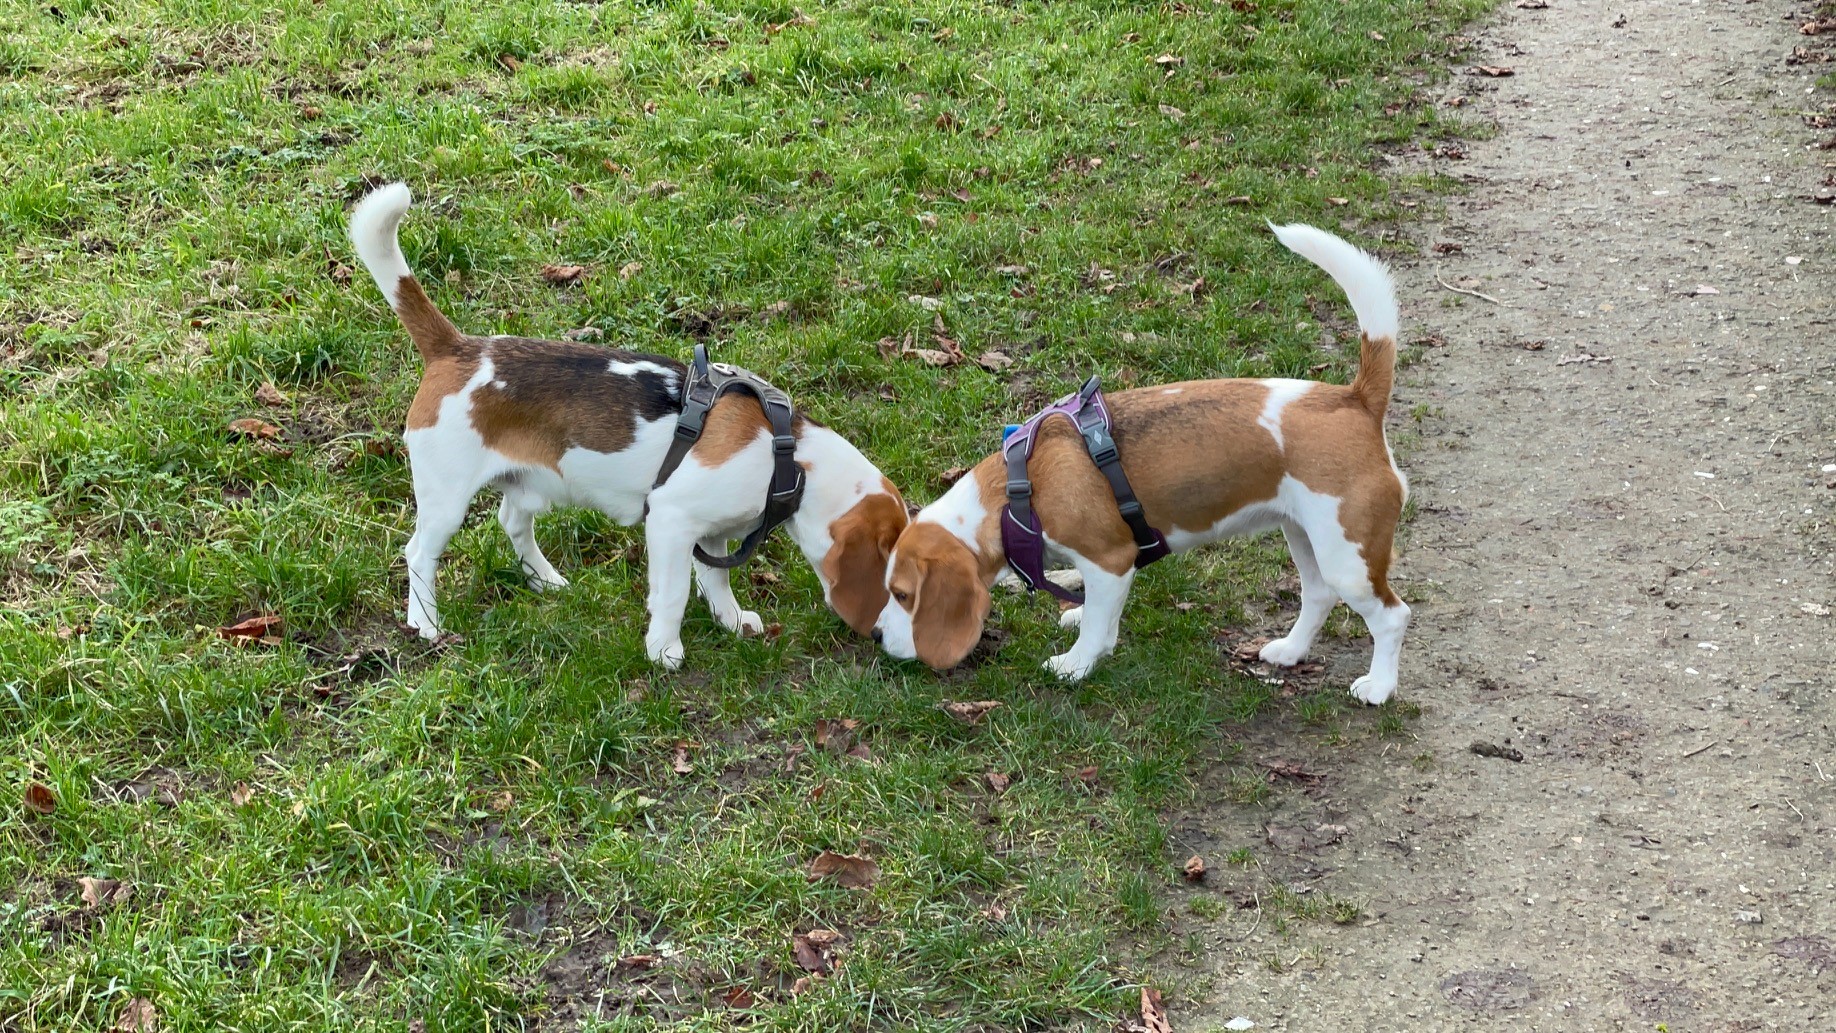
[1001,376,1170,604]
[650,344,806,568]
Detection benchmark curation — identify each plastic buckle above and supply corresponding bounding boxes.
[1078,375,1102,401]
[1117,499,1143,519]
[674,420,702,441]
[772,433,797,456]
[1005,479,1033,500]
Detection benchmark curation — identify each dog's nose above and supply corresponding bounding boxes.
[871,628,884,644]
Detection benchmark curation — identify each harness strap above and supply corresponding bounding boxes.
[650,344,806,568]
[1001,376,1169,603]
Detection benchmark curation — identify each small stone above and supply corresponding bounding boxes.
[1226,1019,1256,1031]
[1735,910,1763,925]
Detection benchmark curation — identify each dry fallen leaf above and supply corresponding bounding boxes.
[617,261,643,280]
[1515,0,1550,7]
[218,614,282,645]
[994,263,1030,277]
[539,264,586,286]
[1325,196,1350,207]
[720,985,756,1008]
[1472,65,1515,77]
[1262,759,1323,784]
[975,351,1014,373]
[254,382,288,407]
[815,718,860,752]
[24,782,57,816]
[488,790,514,813]
[939,700,1003,725]
[986,772,1011,793]
[808,850,881,889]
[115,997,158,1033]
[1182,855,1207,883]
[1076,765,1099,785]
[617,954,660,970]
[1158,103,1186,121]
[793,929,845,974]
[1141,987,1173,1033]
[230,782,255,808]
[939,466,971,486]
[79,877,133,908]
[672,741,694,775]
[1152,53,1185,67]
[226,418,281,440]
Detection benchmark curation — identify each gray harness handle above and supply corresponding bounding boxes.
[651,344,805,568]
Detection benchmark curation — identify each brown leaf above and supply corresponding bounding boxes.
[1141,986,1172,1033]
[845,743,873,762]
[227,418,281,440]
[985,772,1011,793]
[792,929,845,974]
[903,347,961,368]
[1224,195,1254,206]
[254,382,288,406]
[617,954,660,971]
[939,700,1003,725]
[497,54,522,73]
[1325,196,1350,207]
[1158,103,1186,121]
[299,104,323,120]
[974,351,1014,373]
[1472,65,1515,77]
[229,782,255,808]
[815,718,860,752]
[934,111,959,131]
[1182,855,1206,883]
[24,781,57,815]
[115,998,158,1033]
[1076,765,1099,785]
[808,850,880,889]
[539,264,586,285]
[1262,759,1322,784]
[1152,53,1185,66]
[218,614,282,644]
[720,985,756,1008]
[617,261,643,280]
[1803,19,1834,36]
[672,741,694,775]
[488,790,514,813]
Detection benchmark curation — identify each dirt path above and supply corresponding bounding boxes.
[1186,1,1835,1029]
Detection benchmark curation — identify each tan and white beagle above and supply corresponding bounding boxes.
[348,183,907,666]
[873,224,1411,704]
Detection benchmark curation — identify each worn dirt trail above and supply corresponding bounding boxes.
[1183,1,1835,1029]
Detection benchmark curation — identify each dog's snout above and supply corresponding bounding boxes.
[871,628,884,644]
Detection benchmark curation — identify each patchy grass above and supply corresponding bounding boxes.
[1,0,1488,1028]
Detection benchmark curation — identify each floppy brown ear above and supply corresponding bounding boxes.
[911,548,991,670]
[823,494,906,637]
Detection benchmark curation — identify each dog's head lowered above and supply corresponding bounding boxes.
[875,521,991,669]
[818,484,909,636]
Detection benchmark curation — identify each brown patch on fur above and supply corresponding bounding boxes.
[691,394,775,467]
[407,352,480,430]
[822,488,909,636]
[886,523,990,669]
[394,276,465,363]
[463,339,682,469]
[1349,332,1395,417]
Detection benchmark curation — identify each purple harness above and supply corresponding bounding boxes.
[1001,376,1170,603]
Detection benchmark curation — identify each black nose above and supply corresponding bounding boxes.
[871,628,884,644]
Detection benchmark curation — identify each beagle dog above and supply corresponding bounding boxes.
[873,224,1411,704]
[348,183,907,667]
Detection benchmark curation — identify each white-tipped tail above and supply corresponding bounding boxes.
[1267,222,1399,345]
[349,182,415,309]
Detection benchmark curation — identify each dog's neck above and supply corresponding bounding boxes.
[914,460,1009,584]
[785,424,895,556]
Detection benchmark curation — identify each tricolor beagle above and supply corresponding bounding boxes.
[348,184,907,667]
[873,224,1411,704]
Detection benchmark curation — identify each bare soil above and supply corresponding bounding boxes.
[1182,1,1836,1029]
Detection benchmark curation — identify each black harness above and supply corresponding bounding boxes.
[651,345,805,568]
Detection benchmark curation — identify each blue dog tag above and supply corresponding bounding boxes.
[1001,423,1022,442]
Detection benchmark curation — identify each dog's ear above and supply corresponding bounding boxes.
[823,494,907,637]
[911,545,990,670]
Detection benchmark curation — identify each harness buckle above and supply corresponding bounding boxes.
[772,433,797,456]
[1117,499,1143,519]
[1005,479,1033,500]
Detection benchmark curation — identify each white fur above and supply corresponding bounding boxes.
[874,470,987,661]
[349,183,415,307]
[1267,222,1399,344]
[1256,379,1312,452]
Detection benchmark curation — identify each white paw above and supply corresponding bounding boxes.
[1350,674,1397,706]
[1058,606,1084,629]
[407,616,442,641]
[1258,636,1309,666]
[1044,652,1096,681]
[647,639,685,670]
[527,573,568,592]
[726,610,764,637]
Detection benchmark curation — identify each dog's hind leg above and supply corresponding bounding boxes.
[1297,504,1409,705]
[404,478,478,640]
[497,491,567,591]
[1259,520,1339,666]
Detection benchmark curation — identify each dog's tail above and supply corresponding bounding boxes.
[349,183,466,364]
[1268,222,1399,419]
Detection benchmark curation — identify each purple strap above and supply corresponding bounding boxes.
[1001,377,1170,604]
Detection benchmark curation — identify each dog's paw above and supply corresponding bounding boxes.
[1058,606,1084,629]
[1349,674,1397,706]
[727,610,764,637]
[647,639,685,670]
[1258,636,1309,666]
[526,573,569,593]
[1044,652,1096,681]
[407,618,443,642]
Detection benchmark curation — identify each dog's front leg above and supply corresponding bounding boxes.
[642,516,698,670]
[1044,561,1134,681]
[694,539,763,637]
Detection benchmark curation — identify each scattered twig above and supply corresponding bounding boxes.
[1785,798,1805,823]
[1682,741,1716,759]
[1439,278,1503,305]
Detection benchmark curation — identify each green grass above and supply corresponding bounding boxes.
[1,0,1489,1028]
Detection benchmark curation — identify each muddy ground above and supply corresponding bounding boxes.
[1179,1,1836,1029]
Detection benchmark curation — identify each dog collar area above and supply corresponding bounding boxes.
[999,376,1170,603]
[650,343,805,568]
